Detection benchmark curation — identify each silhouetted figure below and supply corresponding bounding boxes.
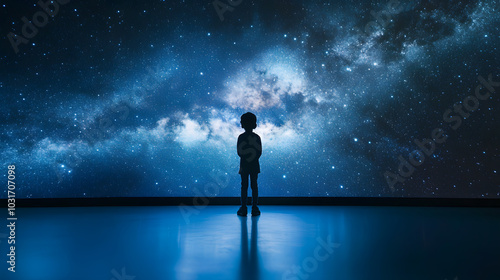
[237,112,262,216]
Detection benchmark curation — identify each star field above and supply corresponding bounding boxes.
[0,0,499,198]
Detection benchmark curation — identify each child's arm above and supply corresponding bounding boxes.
[237,135,243,158]
[256,135,262,159]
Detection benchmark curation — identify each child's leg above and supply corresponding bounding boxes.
[240,173,249,207]
[250,173,258,207]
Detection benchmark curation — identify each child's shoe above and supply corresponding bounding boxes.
[237,206,247,216]
[251,206,261,216]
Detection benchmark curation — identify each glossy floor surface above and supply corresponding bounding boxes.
[2,206,500,280]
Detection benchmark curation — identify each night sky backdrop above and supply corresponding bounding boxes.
[1,0,499,198]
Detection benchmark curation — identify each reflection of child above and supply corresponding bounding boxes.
[237,112,262,216]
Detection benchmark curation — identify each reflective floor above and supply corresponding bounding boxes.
[1,205,500,280]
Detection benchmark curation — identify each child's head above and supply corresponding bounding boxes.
[240,112,257,131]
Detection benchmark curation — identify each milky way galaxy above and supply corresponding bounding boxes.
[0,0,499,198]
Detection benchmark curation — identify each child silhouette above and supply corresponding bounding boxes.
[237,112,262,216]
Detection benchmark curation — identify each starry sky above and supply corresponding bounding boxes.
[0,0,499,198]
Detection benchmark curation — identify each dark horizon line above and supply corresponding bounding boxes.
[3,197,500,208]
